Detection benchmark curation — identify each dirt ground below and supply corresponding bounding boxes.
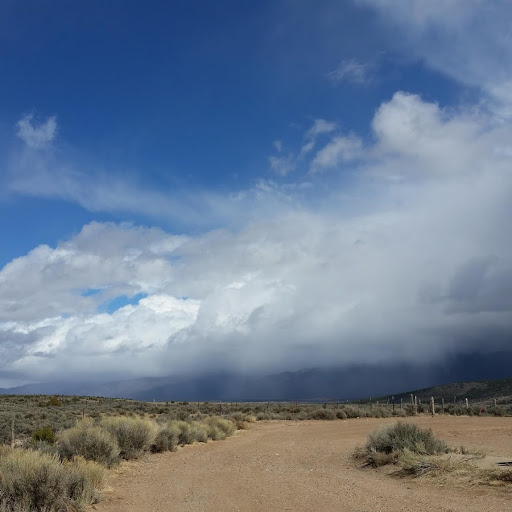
[93,416,512,512]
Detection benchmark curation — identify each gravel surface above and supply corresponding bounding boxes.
[93,416,512,512]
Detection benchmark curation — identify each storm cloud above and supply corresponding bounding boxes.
[1,90,511,385]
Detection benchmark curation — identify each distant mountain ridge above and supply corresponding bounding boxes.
[375,378,512,404]
[1,350,512,401]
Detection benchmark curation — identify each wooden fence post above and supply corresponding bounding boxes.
[11,418,15,448]
[430,396,435,417]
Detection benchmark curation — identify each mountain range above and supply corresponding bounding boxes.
[2,350,512,401]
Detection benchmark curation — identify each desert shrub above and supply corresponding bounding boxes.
[0,447,106,511]
[189,422,209,443]
[343,406,363,419]
[205,417,235,440]
[100,417,157,460]
[46,397,62,407]
[372,407,391,418]
[365,422,448,465]
[229,412,252,429]
[487,406,506,417]
[171,421,195,445]
[308,408,336,420]
[151,424,179,453]
[31,426,56,445]
[66,455,108,492]
[334,410,346,420]
[58,419,120,467]
[31,440,59,456]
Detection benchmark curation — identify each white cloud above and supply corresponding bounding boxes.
[369,91,504,179]
[358,0,512,115]
[305,119,338,139]
[327,59,372,85]
[269,154,296,176]
[16,114,57,149]
[269,118,338,175]
[310,134,362,171]
[2,91,512,383]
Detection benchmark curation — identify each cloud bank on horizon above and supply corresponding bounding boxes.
[1,1,512,386]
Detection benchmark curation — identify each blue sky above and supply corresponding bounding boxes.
[0,0,466,262]
[1,1,512,386]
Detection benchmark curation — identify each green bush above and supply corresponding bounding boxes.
[58,419,120,467]
[31,426,56,445]
[100,417,157,460]
[0,447,106,511]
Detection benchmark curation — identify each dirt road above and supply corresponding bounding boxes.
[94,416,512,512]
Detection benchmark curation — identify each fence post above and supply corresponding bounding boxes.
[441,398,445,414]
[465,398,469,410]
[431,396,435,417]
[11,418,15,448]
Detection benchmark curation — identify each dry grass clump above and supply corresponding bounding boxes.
[100,416,158,460]
[360,422,448,467]
[58,418,120,467]
[395,449,445,476]
[486,468,512,484]
[0,446,106,511]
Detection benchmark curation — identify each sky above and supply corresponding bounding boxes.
[1,0,512,387]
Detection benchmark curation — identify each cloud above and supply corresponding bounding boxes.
[327,59,372,85]
[357,0,512,115]
[268,118,338,175]
[0,222,189,321]
[2,90,512,384]
[5,135,300,229]
[16,114,57,149]
[310,134,362,171]
[305,119,338,139]
[269,154,296,176]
